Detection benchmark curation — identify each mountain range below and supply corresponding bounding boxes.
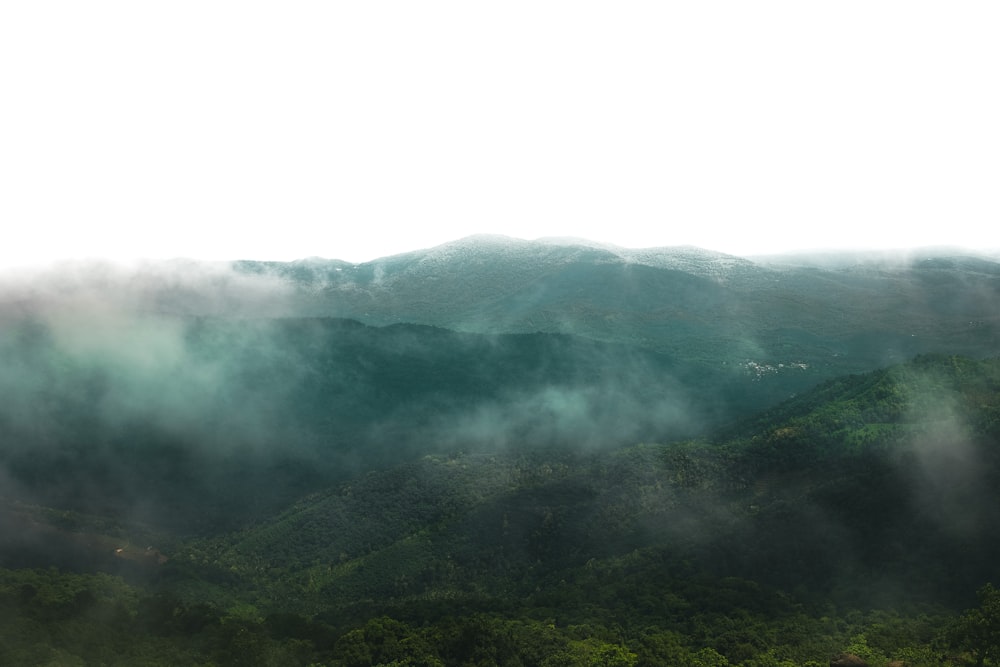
[235,235,1000,367]
[1,236,999,666]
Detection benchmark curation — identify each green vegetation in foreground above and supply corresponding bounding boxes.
[2,564,998,666]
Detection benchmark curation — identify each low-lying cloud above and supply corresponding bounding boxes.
[0,260,711,531]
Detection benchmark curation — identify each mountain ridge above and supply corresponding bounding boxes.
[229,236,1000,382]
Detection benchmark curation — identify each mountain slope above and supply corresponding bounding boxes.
[176,354,1000,620]
[1,314,753,534]
[3,354,999,666]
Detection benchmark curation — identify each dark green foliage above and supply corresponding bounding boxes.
[951,584,1000,666]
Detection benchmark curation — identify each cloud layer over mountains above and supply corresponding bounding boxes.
[0,259,712,530]
[1,239,998,534]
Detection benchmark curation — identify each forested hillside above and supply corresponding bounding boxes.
[2,241,999,665]
[0,314,766,533]
[3,354,1000,665]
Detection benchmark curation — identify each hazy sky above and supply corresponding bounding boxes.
[2,2,997,267]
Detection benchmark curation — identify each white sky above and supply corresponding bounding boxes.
[1,2,998,267]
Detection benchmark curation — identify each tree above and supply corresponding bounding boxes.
[952,583,1000,667]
